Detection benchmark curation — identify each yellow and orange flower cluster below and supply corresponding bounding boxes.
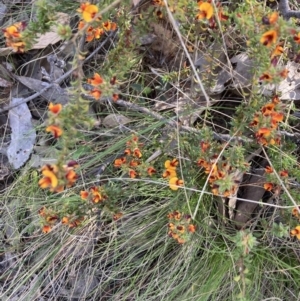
[197,141,245,197]
[39,207,84,233]
[114,135,156,178]
[167,211,196,244]
[46,102,63,138]
[80,185,107,204]
[263,166,288,192]
[290,206,300,240]
[290,225,300,240]
[78,20,104,42]
[38,161,78,193]
[2,22,26,52]
[162,159,184,191]
[292,206,300,220]
[77,2,99,23]
[86,72,119,101]
[196,1,228,28]
[260,12,279,47]
[198,158,239,197]
[196,1,214,20]
[78,20,117,42]
[77,2,117,43]
[259,67,289,82]
[62,215,85,228]
[38,207,59,233]
[250,95,284,146]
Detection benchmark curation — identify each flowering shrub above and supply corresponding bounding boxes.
[3,22,26,52]
[114,135,156,178]
[167,211,196,244]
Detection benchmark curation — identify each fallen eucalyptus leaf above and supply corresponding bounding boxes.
[230,53,254,89]
[7,98,36,169]
[278,61,300,100]
[14,75,68,104]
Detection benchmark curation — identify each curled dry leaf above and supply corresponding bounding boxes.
[7,97,36,169]
[277,61,300,101]
[230,53,254,90]
[14,76,69,105]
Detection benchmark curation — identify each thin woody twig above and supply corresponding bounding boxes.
[82,94,253,143]
[279,0,300,19]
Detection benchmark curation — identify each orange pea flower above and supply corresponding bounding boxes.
[169,177,184,191]
[262,12,278,25]
[42,225,52,233]
[147,167,156,176]
[88,73,104,86]
[279,68,289,79]
[176,225,185,234]
[269,12,279,24]
[48,102,62,114]
[168,222,176,231]
[188,224,196,233]
[112,93,119,101]
[102,21,117,31]
[39,169,58,189]
[114,157,126,167]
[200,141,210,152]
[90,88,102,100]
[197,2,214,20]
[292,207,300,217]
[262,103,275,116]
[78,21,85,30]
[129,160,139,168]
[217,9,229,21]
[260,30,277,47]
[133,148,142,158]
[162,168,177,178]
[294,33,300,44]
[65,169,78,187]
[173,211,181,220]
[62,216,69,224]
[46,125,63,138]
[265,166,273,174]
[7,41,26,53]
[290,225,300,239]
[259,72,273,82]
[152,0,164,6]
[77,2,98,23]
[272,95,280,104]
[129,169,137,178]
[257,127,271,138]
[264,182,273,191]
[3,23,23,38]
[90,186,104,203]
[271,44,284,59]
[271,112,284,122]
[165,159,178,170]
[279,170,288,177]
[80,190,89,200]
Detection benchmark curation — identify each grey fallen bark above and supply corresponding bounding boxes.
[233,167,267,229]
[279,0,300,19]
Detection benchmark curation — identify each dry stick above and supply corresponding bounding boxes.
[261,147,300,215]
[279,0,300,19]
[163,0,211,107]
[0,33,115,114]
